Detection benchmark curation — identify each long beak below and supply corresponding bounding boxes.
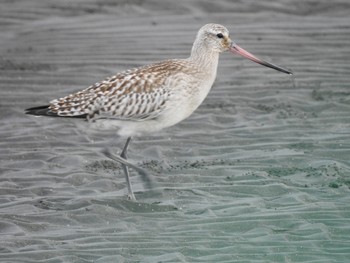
[229,42,292,75]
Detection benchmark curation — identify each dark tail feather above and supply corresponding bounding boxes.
[25,105,59,117]
[25,105,86,118]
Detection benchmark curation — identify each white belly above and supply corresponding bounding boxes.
[91,60,218,137]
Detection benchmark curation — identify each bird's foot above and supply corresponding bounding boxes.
[102,148,155,198]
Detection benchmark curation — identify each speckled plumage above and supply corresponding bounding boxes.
[50,59,198,121]
[27,24,235,138]
[26,23,291,200]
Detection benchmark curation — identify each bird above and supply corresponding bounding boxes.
[26,23,292,200]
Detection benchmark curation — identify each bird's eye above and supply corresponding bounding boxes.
[216,33,224,39]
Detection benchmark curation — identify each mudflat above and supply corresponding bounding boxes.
[1,1,350,262]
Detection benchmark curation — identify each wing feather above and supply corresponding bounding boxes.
[48,60,186,121]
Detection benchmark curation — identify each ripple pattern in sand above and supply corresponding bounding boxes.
[1,1,350,262]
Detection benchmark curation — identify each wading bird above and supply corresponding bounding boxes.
[26,23,292,200]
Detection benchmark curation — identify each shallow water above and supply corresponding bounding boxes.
[1,0,350,262]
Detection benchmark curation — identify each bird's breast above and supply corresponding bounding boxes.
[157,70,216,127]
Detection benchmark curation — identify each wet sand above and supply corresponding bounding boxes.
[1,0,350,262]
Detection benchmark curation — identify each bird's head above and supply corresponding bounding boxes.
[196,23,292,75]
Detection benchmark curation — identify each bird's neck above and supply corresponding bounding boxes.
[189,42,220,75]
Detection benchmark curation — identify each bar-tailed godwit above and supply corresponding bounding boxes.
[26,24,292,200]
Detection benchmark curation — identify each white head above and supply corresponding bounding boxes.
[192,23,292,75]
[194,23,232,53]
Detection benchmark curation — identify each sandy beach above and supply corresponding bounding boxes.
[1,0,350,262]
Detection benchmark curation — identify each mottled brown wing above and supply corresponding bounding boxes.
[49,60,186,121]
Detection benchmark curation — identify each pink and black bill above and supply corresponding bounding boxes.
[230,43,293,75]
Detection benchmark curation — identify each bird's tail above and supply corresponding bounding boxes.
[25,105,59,117]
[25,105,86,118]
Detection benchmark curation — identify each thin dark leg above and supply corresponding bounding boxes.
[120,137,136,200]
[102,139,155,200]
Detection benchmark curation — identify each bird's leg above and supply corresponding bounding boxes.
[103,138,154,201]
[119,137,136,200]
